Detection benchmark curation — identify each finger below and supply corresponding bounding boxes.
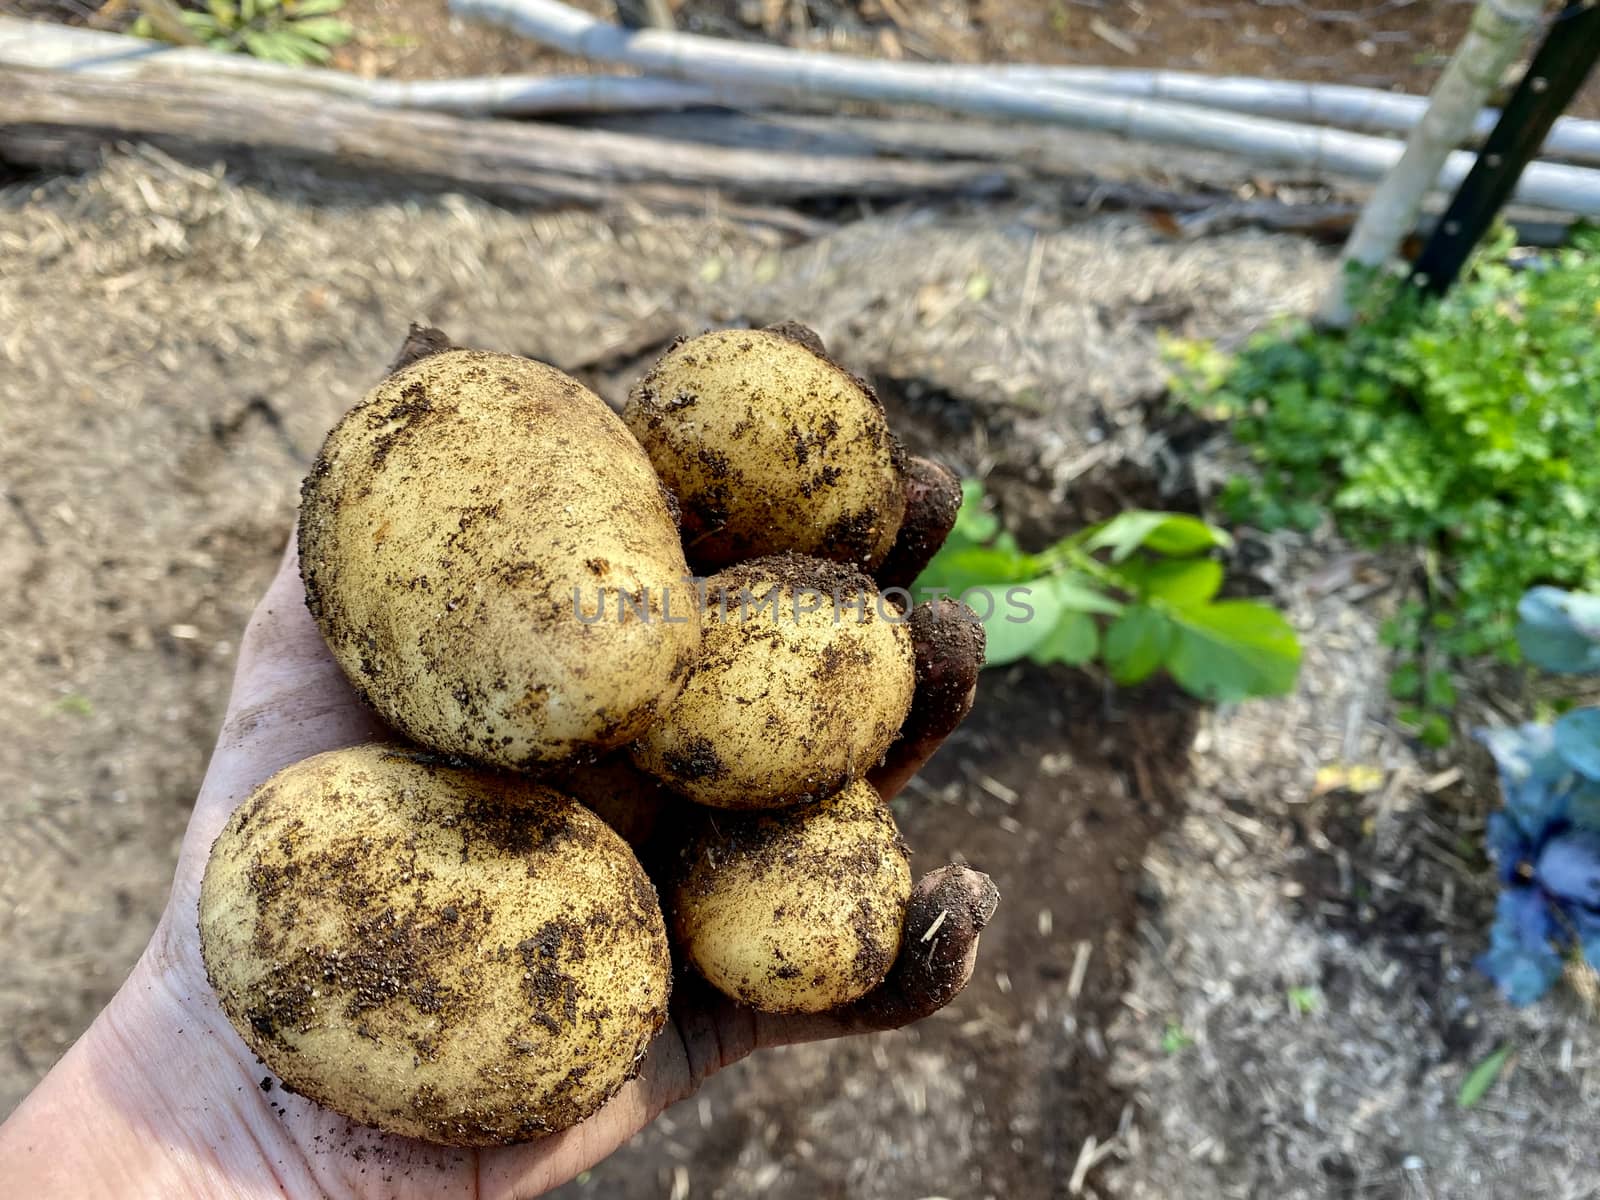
[388,323,456,374]
[760,319,828,357]
[754,864,998,1047]
[875,455,962,592]
[868,599,985,801]
[851,864,999,1028]
[174,532,385,891]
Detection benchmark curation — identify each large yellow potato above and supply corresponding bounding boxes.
[670,779,911,1013]
[199,744,672,1146]
[623,328,906,571]
[299,349,701,770]
[630,555,916,808]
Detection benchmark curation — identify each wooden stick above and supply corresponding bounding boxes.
[0,68,1011,204]
[449,0,1600,216]
[0,17,763,112]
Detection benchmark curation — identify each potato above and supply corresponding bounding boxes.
[629,555,916,808]
[670,779,911,1013]
[299,349,701,771]
[624,328,906,571]
[199,744,671,1146]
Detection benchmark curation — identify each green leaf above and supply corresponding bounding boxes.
[1423,668,1457,709]
[1120,557,1223,606]
[1160,1021,1193,1054]
[979,577,1061,667]
[54,694,94,717]
[206,0,238,25]
[289,15,353,43]
[1165,601,1301,702]
[1051,572,1124,616]
[241,0,259,20]
[1031,609,1098,667]
[1084,510,1231,562]
[287,0,346,12]
[915,545,1036,599]
[950,478,999,545]
[179,10,223,33]
[1457,1045,1511,1109]
[1419,711,1452,748]
[1388,662,1421,699]
[1141,513,1233,557]
[1104,606,1174,685]
[1083,512,1168,561]
[242,27,313,62]
[1286,985,1320,1015]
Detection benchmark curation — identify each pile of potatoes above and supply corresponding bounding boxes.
[198,324,983,1146]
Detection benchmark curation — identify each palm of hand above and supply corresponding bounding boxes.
[9,540,993,1199]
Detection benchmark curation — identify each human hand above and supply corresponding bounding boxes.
[1,488,992,1199]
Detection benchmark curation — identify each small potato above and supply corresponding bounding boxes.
[300,349,701,771]
[199,744,671,1146]
[630,555,916,808]
[671,779,912,1013]
[624,327,906,571]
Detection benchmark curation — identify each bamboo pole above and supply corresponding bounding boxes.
[0,17,763,112]
[1318,0,1544,325]
[12,15,1600,167]
[448,0,1600,217]
[983,67,1600,168]
[11,16,1600,167]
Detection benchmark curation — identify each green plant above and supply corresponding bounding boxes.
[1169,228,1600,741]
[912,480,1300,702]
[133,0,354,64]
[1286,985,1321,1016]
[1457,1044,1512,1109]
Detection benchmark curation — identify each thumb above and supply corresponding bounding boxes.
[754,864,999,1049]
[848,864,1000,1029]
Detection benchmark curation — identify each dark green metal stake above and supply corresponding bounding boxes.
[1410,0,1600,295]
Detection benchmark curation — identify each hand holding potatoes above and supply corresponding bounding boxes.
[190,323,992,1153]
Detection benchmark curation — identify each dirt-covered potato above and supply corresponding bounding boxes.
[299,349,701,770]
[630,555,916,808]
[623,327,906,571]
[199,744,671,1146]
[671,779,911,1013]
